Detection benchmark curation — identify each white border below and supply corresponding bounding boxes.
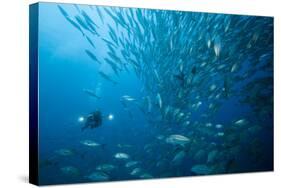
[0,0,280,187]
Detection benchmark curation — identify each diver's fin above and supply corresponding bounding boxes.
[81,126,87,131]
[101,144,106,149]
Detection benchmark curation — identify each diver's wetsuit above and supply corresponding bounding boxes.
[82,110,102,130]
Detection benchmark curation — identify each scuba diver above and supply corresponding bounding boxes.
[81,110,103,131]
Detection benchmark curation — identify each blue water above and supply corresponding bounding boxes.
[37,3,273,185]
